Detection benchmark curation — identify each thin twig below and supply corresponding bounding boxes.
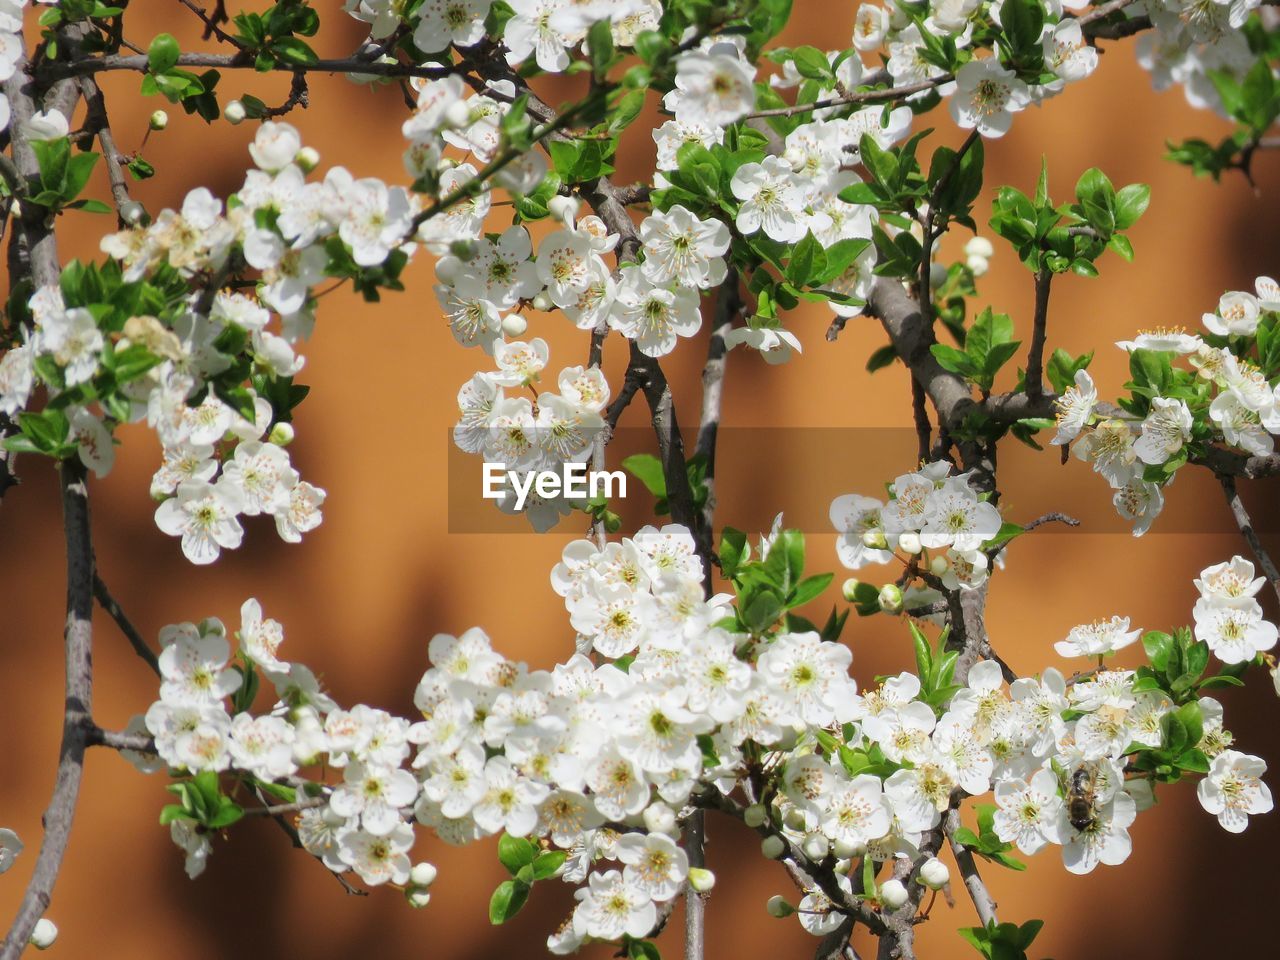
[1025,269,1052,400]
[1218,473,1280,606]
[93,573,160,675]
[944,809,998,928]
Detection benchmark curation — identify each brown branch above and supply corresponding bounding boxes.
[745,77,950,120]
[694,269,740,559]
[177,0,243,48]
[944,809,998,928]
[1217,473,1280,607]
[78,75,133,221]
[1024,269,1052,400]
[0,462,95,960]
[93,573,160,675]
[42,52,455,81]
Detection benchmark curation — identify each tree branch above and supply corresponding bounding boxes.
[944,809,998,928]
[1217,472,1280,606]
[1024,268,1052,400]
[93,573,160,675]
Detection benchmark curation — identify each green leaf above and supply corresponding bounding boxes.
[743,590,784,633]
[530,851,566,880]
[1113,183,1150,230]
[622,453,667,498]
[497,833,538,875]
[789,573,832,608]
[720,527,748,579]
[271,36,319,66]
[789,46,834,82]
[488,879,530,924]
[148,32,180,74]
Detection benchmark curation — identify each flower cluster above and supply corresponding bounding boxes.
[0,0,25,133]
[1055,277,1280,535]
[830,460,1004,591]
[1191,556,1279,664]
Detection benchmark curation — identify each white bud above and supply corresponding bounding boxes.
[688,867,716,893]
[784,808,808,831]
[444,100,473,129]
[964,236,994,259]
[149,110,169,131]
[929,261,947,289]
[761,835,786,860]
[966,254,990,277]
[897,532,922,555]
[766,895,794,918]
[832,838,865,860]
[643,802,678,836]
[930,555,949,577]
[801,833,829,862]
[406,888,432,908]
[410,862,438,888]
[834,858,852,874]
[501,314,528,338]
[268,422,295,447]
[841,578,861,603]
[548,194,581,227]
[919,857,949,890]
[861,530,888,550]
[119,200,147,225]
[879,878,909,910]
[223,99,246,124]
[30,919,57,950]
[878,583,903,613]
[743,803,767,828]
[531,292,554,312]
[295,146,321,172]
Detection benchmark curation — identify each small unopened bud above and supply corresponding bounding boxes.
[295,146,320,172]
[761,835,786,860]
[879,878,909,910]
[878,584,903,614]
[406,888,432,908]
[444,100,472,129]
[119,200,147,225]
[919,857,949,890]
[30,919,57,950]
[268,422,295,447]
[531,292,554,312]
[966,254,990,277]
[784,808,808,831]
[149,110,169,131]
[501,314,528,338]
[861,530,888,550]
[410,862,438,888]
[643,802,677,836]
[930,555,949,577]
[842,578,861,603]
[766,895,794,918]
[832,838,865,860]
[548,194,581,226]
[223,100,246,124]
[929,261,947,289]
[897,532,922,555]
[964,236,994,259]
[449,239,478,262]
[801,833,829,862]
[688,867,716,893]
[743,803,767,828]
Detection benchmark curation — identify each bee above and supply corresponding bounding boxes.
[1067,762,1101,832]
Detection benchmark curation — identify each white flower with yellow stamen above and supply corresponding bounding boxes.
[1198,750,1274,833]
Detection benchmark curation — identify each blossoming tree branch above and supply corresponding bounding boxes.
[2,0,1280,958]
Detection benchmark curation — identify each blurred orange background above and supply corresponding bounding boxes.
[4,5,1280,960]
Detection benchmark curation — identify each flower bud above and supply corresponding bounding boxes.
[801,833,829,862]
[760,835,786,860]
[531,292,554,312]
[879,878,909,910]
[410,862,438,888]
[832,838,865,860]
[878,584,903,614]
[223,99,246,124]
[268,422,295,447]
[929,261,947,290]
[930,555,949,577]
[449,239,478,262]
[897,532,922,555]
[743,803,767,828]
[643,802,677,836]
[861,530,888,550]
[119,200,147,225]
[501,314,528,338]
[688,867,716,893]
[919,857,949,890]
[149,110,169,131]
[766,895,794,918]
[964,236,994,259]
[30,919,57,950]
[295,146,321,172]
[548,194,581,226]
[444,100,472,129]
[784,808,808,831]
[841,578,861,603]
[966,254,989,278]
[406,888,432,908]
